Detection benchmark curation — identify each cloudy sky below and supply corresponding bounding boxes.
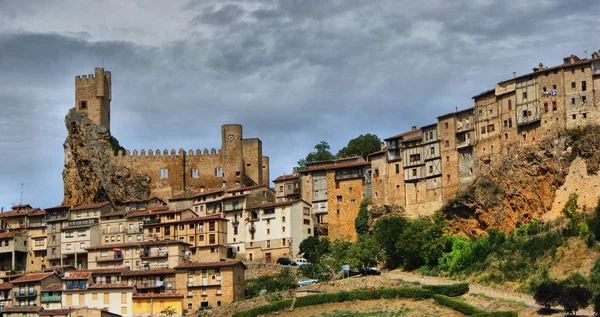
[1,0,599,209]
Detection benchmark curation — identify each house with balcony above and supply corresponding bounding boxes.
[164,215,229,262]
[138,209,198,242]
[86,240,191,271]
[83,268,128,285]
[0,232,28,273]
[45,205,71,268]
[174,260,246,312]
[243,200,313,263]
[10,272,62,307]
[0,283,13,309]
[60,218,100,270]
[40,284,62,309]
[121,198,167,213]
[273,174,301,202]
[168,188,227,217]
[62,283,135,317]
[121,269,176,294]
[100,210,128,245]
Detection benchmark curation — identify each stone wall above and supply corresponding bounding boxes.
[326,172,365,242]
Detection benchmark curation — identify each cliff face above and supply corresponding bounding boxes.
[442,126,600,236]
[62,108,150,205]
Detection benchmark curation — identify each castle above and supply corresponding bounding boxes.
[74,68,270,200]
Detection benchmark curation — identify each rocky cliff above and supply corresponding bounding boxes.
[441,126,600,236]
[62,108,150,205]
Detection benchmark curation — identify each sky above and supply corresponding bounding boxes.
[1,0,600,210]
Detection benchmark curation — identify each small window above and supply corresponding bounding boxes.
[583,113,588,118]
[160,168,169,179]
[572,114,577,119]
[582,96,587,103]
[412,169,417,177]
[481,126,486,134]
[445,140,449,147]
[544,103,548,112]
[552,84,557,90]
[571,98,576,105]
[552,101,557,111]
[429,166,433,173]
[508,100,512,110]
[191,169,199,179]
[582,81,587,91]
[444,122,448,129]
[336,195,342,202]
[395,164,400,174]
[80,101,87,109]
[522,92,527,99]
[571,82,576,88]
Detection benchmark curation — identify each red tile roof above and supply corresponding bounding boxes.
[78,268,129,275]
[88,283,134,289]
[0,209,33,218]
[29,209,47,216]
[226,184,268,193]
[246,199,309,210]
[71,202,111,211]
[42,283,63,291]
[11,272,56,283]
[299,161,370,173]
[133,293,183,298]
[86,239,191,251]
[126,208,192,218]
[0,283,12,290]
[0,232,16,239]
[101,210,127,217]
[169,187,228,201]
[273,174,300,182]
[175,260,246,269]
[384,128,421,141]
[121,269,176,277]
[63,271,92,280]
[40,309,72,316]
[2,306,42,313]
[44,205,72,211]
[367,149,386,157]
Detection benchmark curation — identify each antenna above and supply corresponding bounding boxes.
[584,50,588,58]
[20,183,23,205]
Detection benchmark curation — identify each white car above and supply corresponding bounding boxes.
[295,258,311,266]
[297,279,318,287]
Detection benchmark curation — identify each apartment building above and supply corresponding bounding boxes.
[10,272,62,307]
[0,233,28,272]
[273,174,301,202]
[244,199,313,262]
[0,283,12,309]
[86,240,191,271]
[174,260,245,311]
[63,281,134,317]
[40,284,62,309]
[45,206,70,268]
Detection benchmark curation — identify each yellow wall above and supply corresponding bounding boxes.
[133,297,183,317]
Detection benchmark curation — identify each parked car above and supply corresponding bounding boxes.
[359,267,381,276]
[295,258,311,266]
[276,257,297,266]
[297,279,318,287]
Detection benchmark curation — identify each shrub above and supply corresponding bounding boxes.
[355,199,370,235]
[244,268,297,298]
[588,233,597,248]
[422,283,469,297]
[298,263,332,282]
[231,299,293,317]
[470,312,518,317]
[533,280,563,309]
[558,286,592,315]
[299,236,330,264]
[432,294,484,315]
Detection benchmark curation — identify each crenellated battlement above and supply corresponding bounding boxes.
[75,74,97,83]
[114,148,222,159]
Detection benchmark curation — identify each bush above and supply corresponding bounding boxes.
[432,294,484,315]
[558,286,592,315]
[422,283,469,297]
[470,312,518,317]
[355,199,370,235]
[231,299,293,317]
[295,287,433,308]
[533,280,563,309]
[298,263,332,282]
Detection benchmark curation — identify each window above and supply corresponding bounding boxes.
[395,164,400,174]
[583,96,587,103]
[503,120,508,128]
[335,182,340,189]
[104,293,109,304]
[80,243,85,249]
[444,122,448,129]
[336,195,342,202]
[478,109,483,117]
[582,81,587,91]
[571,82,576,88]
[481,126,486,134]
[66,244,71,250]
[282,227,286,233]
[78,230,86,237]
[409,154,421,162]
[430,147,434,155]
[584,113,588,118]
[429,166,433,173]
[266,229,270,235]
[233,226,238,235]
[508,100,512,110]
[429,131,433,139]
[209,234,215,244]
[412,169,417,177]
[544,103,548,112]
[552,101,557,111]
[573,114,577,119]
[160,168,168,178]
[350,199,356,204]
[487,124,495,132]
[445,140,449,147]
[121,292,126,304]
[348,187,353,193]
[282,216,286,222]
[522,92,527,99]
[92,293,98,300]
[66,231,74,238]
[571,98,576,105]
[191,169,199,178]
[314,191,319,198]
[80,101,87,109]
[523,110,529,117]
[543,87,547,92]
[215,167,223,177]
[279,186,283,192]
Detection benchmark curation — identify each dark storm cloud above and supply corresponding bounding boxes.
[1,0,600,208]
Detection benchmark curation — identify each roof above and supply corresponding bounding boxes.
[40,309,72,316]
[86,239,191,251]
[367,149,387,157]
[71,202,111,211]
[11,272,55,283]
[299,161,369,173]
[471,88,495,100]
[101,210,127,217]
[63,271,92,280]
[0,283,12,290]
[175,260,247,270]
[133,293,184,298]
[78,267,130,275]
[384,129,420,141]
[273,174,301,182]
[88,283,134,289]
[169,187,228,201]
[152,214,225,226]
[246,199,310,210]
[126,208,192,218]
[420,123,437,129]
[0,232,16,239]
[0,209,33,218]
[44,205,71,211]
[121,269,176,277]
[11,204,32,209]
[2,306,43,313]
[29,209,47,216]
[42,283,63,291]
[226,184,269,193]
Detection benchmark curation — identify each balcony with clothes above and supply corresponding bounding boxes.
[247,211,259,222]
[143,218,161,225]
[40,293,62,303]
[223,200,244,213]
[140,248,168,259]
[46,210,69,222]
[27,220,46,228]
[134,277,175,290]
[334,168,364,181]
[96,250,123,263]
[137,262,170,271]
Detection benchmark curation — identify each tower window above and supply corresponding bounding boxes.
[191,169,199,179]
[80,101,87,109]
[215,167,223,177]
[160,168,169,179]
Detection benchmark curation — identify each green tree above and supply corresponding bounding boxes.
[354,199,370,236]
[337,134,382,159]
[161,306,177,317]
[297,141,336,169]
[349,234,380,269]
[562,193,581,236]
[373,216,408,269]
[534,280,563,310]
[587,199,600,241]
[590,256,600,293]
[299,236,330,264]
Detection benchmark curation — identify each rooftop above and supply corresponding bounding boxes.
[11,272,55,284]
[273,174,301,182]
[299,161,369,173]
[121,269,175,277]
[63,272,92,280]
[42,284,63,291]
[71,202,111,211]
[169,187,228,201]
[88,283,134,289]
[133,293,183,298]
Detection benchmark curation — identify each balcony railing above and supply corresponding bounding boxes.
[223,207,242,212]
[187,277,222,288]
[47,253,62,260]
[102,228,125,234]
[335,173,363,181]
[41,294,62,302]
[143,219,161,225]
[0,296,11,301]
[96,254,123,262]
[127,228,142,234]
[14,291,37,298]
[46,213,69,222]
[66,218,99,228]
[140,251,168,259]
[28,221,46,228]
[135,279,174,289]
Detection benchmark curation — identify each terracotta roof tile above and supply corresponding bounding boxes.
[133,293,183,298]
[367,149,387,157]
[2,306,42,313]
[175,260,246,269]
[42,283,63,291]
[71,202,111,211]
[299,161,369,173]
[88,283,134,289]
[44,205,72,211]
[226,184,268,193]
[0,232,16,239]
[11,272,55,283]
[122,269,176,277]
[0,283,12,290]
[273,174,300,182]
[40,309,71,316]
[29,209,47,216]
[63,271,92,280]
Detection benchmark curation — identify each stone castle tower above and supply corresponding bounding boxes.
[75,68,111,131]
[68,68,270,202]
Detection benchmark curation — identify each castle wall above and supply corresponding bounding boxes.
[242,138,262,186]
[75,68,111,131]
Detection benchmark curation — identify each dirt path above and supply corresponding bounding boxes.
[384,270,594,316]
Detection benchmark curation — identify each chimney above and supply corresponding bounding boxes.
[592,51,599,59]
[411,126,417,131]
[512,72,516,79]
[539,63,544,69]
[200,187,205,193]
[221,181,227,188]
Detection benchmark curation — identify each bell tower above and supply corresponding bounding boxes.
[75,68,111,131]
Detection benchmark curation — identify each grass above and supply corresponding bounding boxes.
[470,293,528,307]
[309,308,412,317]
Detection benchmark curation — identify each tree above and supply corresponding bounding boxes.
[562,193,581,236]
[161,306,177,317]
[348,234,380,269]
[299,236,330,264]
[591,256,600,293]
[297,141,336,169]
[587,199,600,241]
[558,286,592,315]
[534,280,563,309]
[354,199,370,236]
[373,216,407,269]
[337,134,382,159]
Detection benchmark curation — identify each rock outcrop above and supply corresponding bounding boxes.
[442,126,600,237]
[62,108,150,205]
